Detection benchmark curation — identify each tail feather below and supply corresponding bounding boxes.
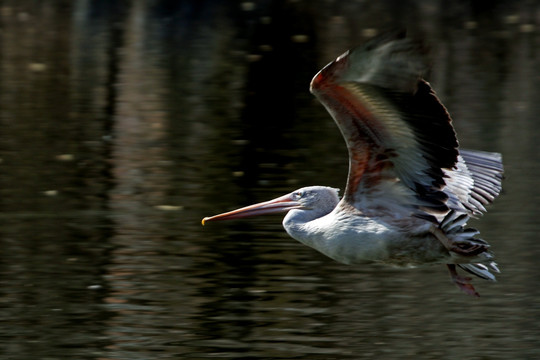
[458,263,499,281]
[440,211,499,281]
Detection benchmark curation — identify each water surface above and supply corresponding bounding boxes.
[1,1,540,359]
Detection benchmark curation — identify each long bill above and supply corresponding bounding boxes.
[202,193,302,225]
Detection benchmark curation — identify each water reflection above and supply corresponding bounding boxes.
[0,1,539,359]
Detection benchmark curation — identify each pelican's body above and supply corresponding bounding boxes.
[203,31,503,296]
[281,186,490,268]
[284,194,439,266]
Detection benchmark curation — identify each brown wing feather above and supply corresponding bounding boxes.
[310,32,460,222]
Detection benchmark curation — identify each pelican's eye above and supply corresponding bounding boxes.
[293,191,303,200]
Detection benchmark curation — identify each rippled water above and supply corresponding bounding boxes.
[1,1,540,359]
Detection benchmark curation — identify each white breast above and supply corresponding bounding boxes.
[284,208,398,264]
[284,208,449,266]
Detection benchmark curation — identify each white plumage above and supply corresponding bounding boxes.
[203,31,503,296]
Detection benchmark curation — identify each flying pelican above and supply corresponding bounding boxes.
[202,31,503,296]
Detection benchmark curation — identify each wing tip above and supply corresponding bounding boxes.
[310,50,350,95]
[310,28,430,95]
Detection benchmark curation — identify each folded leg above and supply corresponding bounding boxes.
[447,264,480,297]
[431,226,487,256]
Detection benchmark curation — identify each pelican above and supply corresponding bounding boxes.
[202,31,503,296]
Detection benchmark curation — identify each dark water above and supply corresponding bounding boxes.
[1,1,540,359]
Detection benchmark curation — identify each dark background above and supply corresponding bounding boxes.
[0,1,539,359]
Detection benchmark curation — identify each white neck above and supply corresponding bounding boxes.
[282,207,335,251]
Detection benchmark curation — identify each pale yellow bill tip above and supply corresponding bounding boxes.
[201,217,207,226]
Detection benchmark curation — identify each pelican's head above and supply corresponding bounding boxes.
[288,186,340,213]
[202,186,340,225]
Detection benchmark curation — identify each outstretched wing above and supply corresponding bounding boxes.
[310,31,469,223]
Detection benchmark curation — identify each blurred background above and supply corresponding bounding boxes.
[0,0,539,359]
